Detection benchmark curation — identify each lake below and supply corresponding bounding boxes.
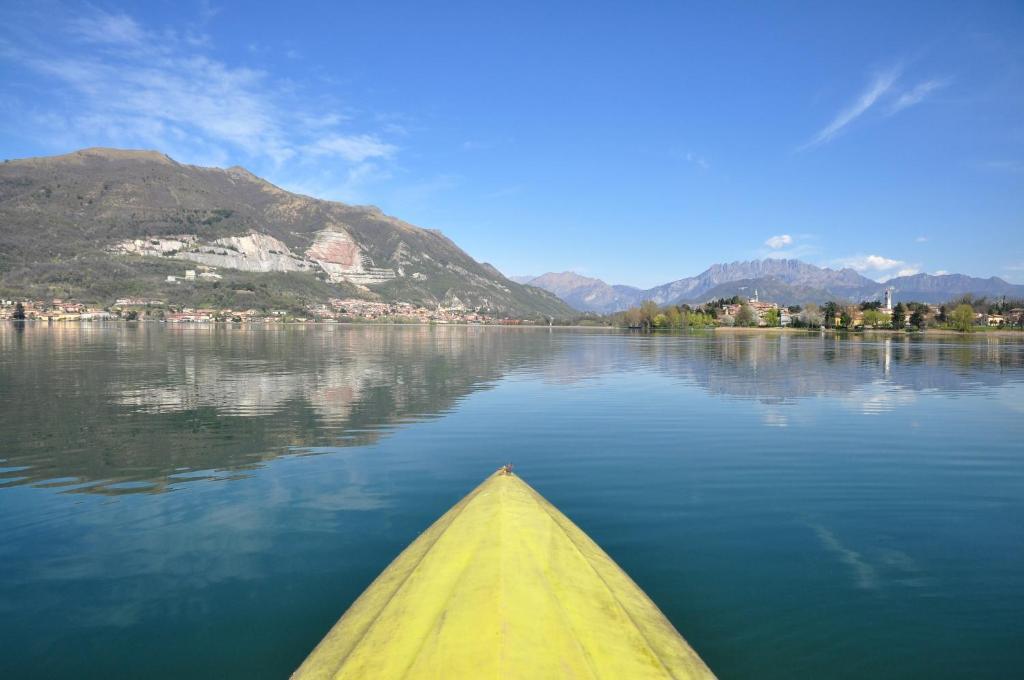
[1,324,1022,678]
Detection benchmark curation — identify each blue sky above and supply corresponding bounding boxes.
[1,1,1022,288]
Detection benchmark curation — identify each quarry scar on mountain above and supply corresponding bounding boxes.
[112,229,398,286]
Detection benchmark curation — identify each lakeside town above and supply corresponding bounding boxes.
[4,285,1023,331]
[0,296,521,325]
[614,287,1024,331]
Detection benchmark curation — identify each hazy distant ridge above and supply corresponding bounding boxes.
[517,260,1024,312]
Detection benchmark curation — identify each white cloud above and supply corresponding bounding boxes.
[765,234,793,249]
[802,66,901,149]
[839,254,905,271]
[755,233,819,260]
[835,254,922,281]
[1,8,399,177]
[933,270,949,275]
[889,78,949,114]
[915,236,928,243]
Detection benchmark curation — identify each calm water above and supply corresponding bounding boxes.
[1,324,1022,679]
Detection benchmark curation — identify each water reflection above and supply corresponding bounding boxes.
[2,324,1022,493]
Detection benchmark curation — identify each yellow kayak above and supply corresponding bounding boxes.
[292,467,716,679]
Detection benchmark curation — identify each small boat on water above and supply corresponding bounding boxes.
[292,467,716,679]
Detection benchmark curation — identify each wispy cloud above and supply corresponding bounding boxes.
[0,6,399,181]
[685,151,710,170]
[915,236,929,243]
[68,10,146,46]
[801,66,901,149]
[765,234,793,249]
[889,78,949,114]
[801,65,949,149]
[304,134,396,163]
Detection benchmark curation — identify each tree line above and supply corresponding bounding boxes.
[604,295,1024,332]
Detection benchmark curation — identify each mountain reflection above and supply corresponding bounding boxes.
[1,325,1022,493]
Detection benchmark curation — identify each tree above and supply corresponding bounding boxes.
[125,310,139,321]
[938,305,947,323]
[639,300,659,330]
[736,304,756,327]
[763,308,781,327]
[799,303,822,328]
[623,307,642,328]
[12,302,26,320]
[862,308,884,328]
[822,301,838,328]
[909,308,925,330]
[840,309,853,329]
[951,303,975,332]
[891,303,906,329]
[666,306,683,329]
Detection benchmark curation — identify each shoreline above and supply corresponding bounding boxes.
[5,318,1023,336]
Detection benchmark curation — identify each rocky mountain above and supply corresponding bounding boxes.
[691,277,836,306]
[0,148,571,318]
[513,272,643,313]
[524,259,1024,311]
[642,259,876,305]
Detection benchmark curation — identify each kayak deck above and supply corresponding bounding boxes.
[293,469,715,679]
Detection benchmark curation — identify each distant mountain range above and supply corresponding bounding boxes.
[0,148,572,318]
[508,272,643,313]
[515,260,1024,312]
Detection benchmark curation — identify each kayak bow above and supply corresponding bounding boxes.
[293,468,715,679]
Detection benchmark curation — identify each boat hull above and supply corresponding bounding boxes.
[293,470,715,679]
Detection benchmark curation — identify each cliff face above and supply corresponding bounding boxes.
[0,148,572,317]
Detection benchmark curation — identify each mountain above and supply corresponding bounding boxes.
[524,259,1024,311]
[877,273,1024,304]
[691,277,837,306]
[513,272,643,313]
[642,259,876,305]
[0,148,572,318]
